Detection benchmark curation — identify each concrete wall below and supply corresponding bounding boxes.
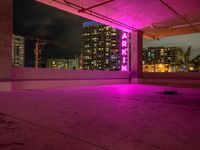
[142,72,200,80]
[0,0,12,80]
[0,82,12,91]
[130,31,143,78]
[12,79,129,90]
[131,72,200,88]
[1,67,200,90]
[12,68,130,90]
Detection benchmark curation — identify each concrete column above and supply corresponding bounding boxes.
[0,0,12,80]
[130,31,143,79]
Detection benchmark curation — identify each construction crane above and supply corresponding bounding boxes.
[34,38,47,68]
[17,34,79,68]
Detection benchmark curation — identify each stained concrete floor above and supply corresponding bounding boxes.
[0,84,200,150]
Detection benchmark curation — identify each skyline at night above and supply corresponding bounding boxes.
[13,0,89,66]
[144,33,200,59]
[14,0,200,67]
[1,1,200,149]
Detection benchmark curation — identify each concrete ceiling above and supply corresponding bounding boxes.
[36,0,200,39]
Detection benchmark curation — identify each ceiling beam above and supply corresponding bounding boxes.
[78,0,115,12]
[159,0,197,32]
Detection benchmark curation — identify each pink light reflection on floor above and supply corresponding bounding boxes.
[0,84,200,150]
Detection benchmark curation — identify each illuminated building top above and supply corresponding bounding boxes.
[83,21,100,27]
[82,22,124,71]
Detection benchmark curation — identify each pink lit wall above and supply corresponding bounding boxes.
[11,68,130,90]
[12,68,130,80]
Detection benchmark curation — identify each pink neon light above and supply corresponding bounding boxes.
[122,41,127,47]
[121,65,127,71]
[122,49,127,55]
[121,32,128,72]
[123,57,126,63]
[122,33,128,39]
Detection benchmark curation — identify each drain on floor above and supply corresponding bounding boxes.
[159,90,179,95]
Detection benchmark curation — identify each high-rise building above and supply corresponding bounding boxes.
[81,21,129,71]
[12,35,25,67]
[143,47,185,72]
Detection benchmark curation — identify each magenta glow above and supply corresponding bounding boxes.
[121,32,128,71]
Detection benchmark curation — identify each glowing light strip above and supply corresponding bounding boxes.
[121,32,128,71]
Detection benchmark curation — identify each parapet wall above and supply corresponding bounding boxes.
[11,67,130,90]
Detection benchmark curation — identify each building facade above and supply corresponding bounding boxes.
[143,47,185,72]
[81,21,129,71]
[189,54,200,72]
[12,35,25,67]
[47,57,80,70]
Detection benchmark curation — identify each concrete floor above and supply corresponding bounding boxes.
[0,84,200,150]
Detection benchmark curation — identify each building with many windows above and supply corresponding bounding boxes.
[47,59,68,69]
[12,35,25,67]
[143,47,185,72]
[47,57,80,70]
[81,21,129,71]
[189,54,200,72]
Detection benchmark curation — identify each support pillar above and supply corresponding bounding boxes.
[130,31,143,81]
[0,0,12,80]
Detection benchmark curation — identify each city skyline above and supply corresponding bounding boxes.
[14,0,200,68]
[143,47,185,72]
[13,0,89,66]
[143,33,200,59]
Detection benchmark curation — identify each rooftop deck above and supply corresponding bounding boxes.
[0,84,200,150]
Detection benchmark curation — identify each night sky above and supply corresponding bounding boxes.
[13,0,89,66]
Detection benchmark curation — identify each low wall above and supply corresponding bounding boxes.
[1,68,200,90]
[12,79,129,90]
[11,68,130,90]
[142,72,200,79]
[0,81,12,91]
[131,72,200,88]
